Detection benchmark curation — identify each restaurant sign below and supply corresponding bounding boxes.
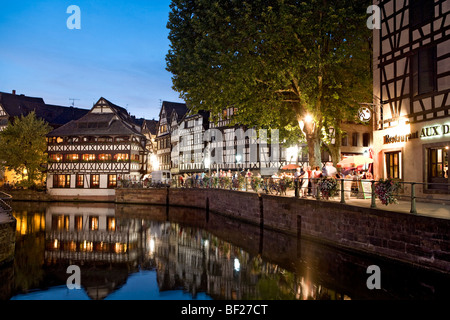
[383,124,450,145]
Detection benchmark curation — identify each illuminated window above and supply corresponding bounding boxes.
[66,154,79,161]
[82,154,96,161]
[108,174,117,189]
[427,147,449,191]
[76,174,84,188]
[53,174,71,188]
[385,151,401,179]
[98,154,112,161]
[50,154,63,162]
[114,153,129,161]
[91,174,100,188]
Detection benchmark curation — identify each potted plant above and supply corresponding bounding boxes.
[317,177,339,200]
[374,179,401,205]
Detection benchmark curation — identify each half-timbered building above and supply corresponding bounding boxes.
[178,110,210,174]
[208,107,290,176]
[155,101,188,171]
[170,110,182,176]
[46,98,148,201]
[372,0,450,198]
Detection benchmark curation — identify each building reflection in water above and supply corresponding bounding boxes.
[5,202,450,300]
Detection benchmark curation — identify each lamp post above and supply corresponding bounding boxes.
[204,143,211,176]
[298,114,315,135]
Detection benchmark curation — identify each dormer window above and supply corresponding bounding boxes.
[160,124,168,133]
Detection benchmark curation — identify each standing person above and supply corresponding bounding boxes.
[200,171,205,187]
[311,166,321,197]
[306,166,312,196]
[294,167,301,197]
[322,165,328,177]
[300,167,309,198]
[179,175,184,187]
[325,162,337,178]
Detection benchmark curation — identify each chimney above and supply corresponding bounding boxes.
[12,90,16,95]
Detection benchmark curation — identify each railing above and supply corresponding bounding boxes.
[0,191,13,214]
[154,176,450,215]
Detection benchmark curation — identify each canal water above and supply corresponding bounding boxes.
[2,201,450,301]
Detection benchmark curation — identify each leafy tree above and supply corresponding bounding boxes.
[0,111,52,186]
[166,0,372,166]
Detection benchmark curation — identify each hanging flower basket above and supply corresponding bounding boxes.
[250,177,262,192]
[374,179,401,205]
[317,177,339,199]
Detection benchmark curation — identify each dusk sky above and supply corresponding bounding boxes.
[0,0,184,120]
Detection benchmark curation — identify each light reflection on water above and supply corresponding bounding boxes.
[3,201,450,300]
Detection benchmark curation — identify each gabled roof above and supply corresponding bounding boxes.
[159,101,189,123]
[179,108,210,131]
[47,97,145,138]
[142,119,158,135]
[0,91,89,127]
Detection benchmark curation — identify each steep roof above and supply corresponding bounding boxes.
[142,119,158,135]
[0,92,45,118]
[47,97,145,138]
[0,91,89,127]
[159,101,189,123]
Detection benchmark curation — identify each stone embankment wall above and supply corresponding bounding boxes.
[0,209,16,267]
[116,188,450,273]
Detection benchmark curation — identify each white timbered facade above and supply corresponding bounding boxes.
[46,98,148,200]
[372,0,450,197]
[207,107,292,176]
[155,101,188,172]
[170,111,181,175]
[178,110,210,173]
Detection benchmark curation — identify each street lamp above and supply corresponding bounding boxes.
[236,154,242,169]
[204,142,211,176]
[299,114,315,135]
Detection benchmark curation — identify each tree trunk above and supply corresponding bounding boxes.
[327,130,342,167]
[295,109,322,169]
[306,132,321,168]
[301,119,322,168]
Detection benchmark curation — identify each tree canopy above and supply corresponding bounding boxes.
[0,111,52,186]
[166,0,373,166]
